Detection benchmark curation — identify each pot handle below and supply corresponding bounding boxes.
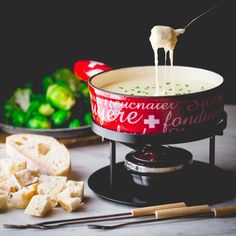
[74,60,112,82]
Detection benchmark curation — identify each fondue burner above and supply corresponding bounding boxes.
[124,145,193,186]
[88,112,236,206]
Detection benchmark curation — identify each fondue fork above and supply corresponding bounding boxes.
[3,202,186,229]
[184,0,228,29]
[88,204,236,230]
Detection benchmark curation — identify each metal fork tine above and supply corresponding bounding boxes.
[88,218,158,230]
[37,212,130,225]
[3,212,131,229]
[3,224,28,229]
[3,215,152,230]
[3,224,47,229]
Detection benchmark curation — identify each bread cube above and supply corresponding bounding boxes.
[0,190,8,211]
[63,180,84,200]
[57,193,83,212]
[24,195,54,217]
[0,158,26,177]
[10,169,38,190]
[0,180,17,192]
[38,176,67,197]
[57,180,84,212]
[10,183,38,209]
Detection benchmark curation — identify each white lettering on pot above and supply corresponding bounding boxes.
[91,93,224,132]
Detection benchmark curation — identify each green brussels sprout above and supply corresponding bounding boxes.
[42,76,54,91]
[77,82,90,98]
[53,68,81,93]
[25,101,41,121]
[12,108,25,127]
[30,93,45,103]
[38,103,55,116]
[46,84,75,110]
[26,114,51,129]
[3,101,16,119]
[56,79,69,88]
[84,111,92,125]
[51,110,71,127]
[68,118,81,128]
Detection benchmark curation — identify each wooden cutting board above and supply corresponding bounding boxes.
[0,132,103,148]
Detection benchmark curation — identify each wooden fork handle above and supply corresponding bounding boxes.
[213,205,236,217]
[155,205,212,220]
[131,202,186,217]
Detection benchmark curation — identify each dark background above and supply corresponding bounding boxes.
[0,0,235,103]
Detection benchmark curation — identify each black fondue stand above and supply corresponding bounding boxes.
[88,111,236,206]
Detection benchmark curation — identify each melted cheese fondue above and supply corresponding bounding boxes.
[101,76,215,96]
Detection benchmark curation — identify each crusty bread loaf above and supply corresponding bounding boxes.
[10,169,39,190]
[57,180,84,212]
[10,183,38,209]
[24,195,55,217]
[0,190,8,211]
[6,134,71,176]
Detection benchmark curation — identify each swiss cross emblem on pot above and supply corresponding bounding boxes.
[142,115,161,134]
[144,115,160,128]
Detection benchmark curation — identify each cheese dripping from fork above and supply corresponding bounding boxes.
[149,26,185,95]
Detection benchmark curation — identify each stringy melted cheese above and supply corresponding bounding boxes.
[149,26,185,95]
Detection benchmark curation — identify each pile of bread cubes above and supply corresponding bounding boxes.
[0,134,84,217]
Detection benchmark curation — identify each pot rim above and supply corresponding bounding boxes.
[88,65,224,99]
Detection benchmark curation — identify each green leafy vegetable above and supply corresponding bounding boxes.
[77,82,90,98]
[38,103,55,116]
[12,108,25,127]
[2,67,92,130]
[25,101,41,121]
[51,110,71,127]
[3,101,16,119]
[68,118,81,128]
[30,94,45,103]
[42,76,54,91]
[46,84,75,110]
[26,114,51,129]
[53,68,81,94]
[84,111,92,125]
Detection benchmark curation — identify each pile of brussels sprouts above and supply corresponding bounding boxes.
[2,68,92,129]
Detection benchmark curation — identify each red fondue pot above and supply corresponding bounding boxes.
[88,66,224,134]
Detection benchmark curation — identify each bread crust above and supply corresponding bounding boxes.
[6,134,71,176]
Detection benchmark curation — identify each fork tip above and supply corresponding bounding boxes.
[3,224,26,229]
[87,224,99,229]
[87,224,107,229]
